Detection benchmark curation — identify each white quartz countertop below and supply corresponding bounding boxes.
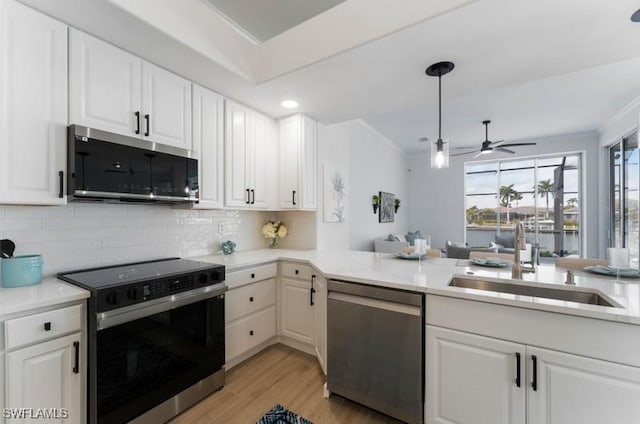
[0,277,90,317]
[192,249,640,325]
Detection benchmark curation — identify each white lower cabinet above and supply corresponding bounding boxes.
[426,325,640,424]
[6,332,82,424]
[280,277,315,345]
[313,275,327,374]
[426,326,525,424]
[225,267,278,366]
[528,346,640,424]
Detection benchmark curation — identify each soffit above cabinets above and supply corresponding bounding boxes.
[201,0,346,43]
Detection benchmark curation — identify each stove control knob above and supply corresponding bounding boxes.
[105,292,118,305]
[198,273,209,284]
[210,269,223,281]
[126,287,138,300]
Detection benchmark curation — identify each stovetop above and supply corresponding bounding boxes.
[59,258,220,290]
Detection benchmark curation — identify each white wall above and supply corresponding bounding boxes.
[408,131,601,257]
[316,120,409,251]
[0,204,271,277]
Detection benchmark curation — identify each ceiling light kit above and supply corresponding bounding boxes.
[426,61,455,169]
[281,100,299,109]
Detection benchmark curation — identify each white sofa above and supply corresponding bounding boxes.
[374,238,410,253]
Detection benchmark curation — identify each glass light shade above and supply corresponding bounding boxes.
[431,139,449,168]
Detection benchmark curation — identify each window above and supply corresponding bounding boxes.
[465,154,583,257]
[609,131,639,267]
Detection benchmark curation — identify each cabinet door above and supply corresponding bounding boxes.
[142,61,192,149]
[313,275,327,374]
[248,111,269,208]
[224,100,249,207]
[300,115,317,210]
[279,115,300,209]
[192,85,223,208]
[280,278,315,345]
[528,346,640,424]
[6,333,82,424]
[426,326,526,424]
[0,0,67,205]
[69,29,142,137]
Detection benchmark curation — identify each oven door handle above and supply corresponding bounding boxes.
[96,284,227,331]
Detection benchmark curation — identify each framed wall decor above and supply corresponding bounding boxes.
[379,191,395,223]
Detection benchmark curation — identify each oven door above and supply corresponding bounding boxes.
[94,287,225,424]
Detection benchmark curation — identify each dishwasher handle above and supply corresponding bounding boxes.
[328,291,421,316]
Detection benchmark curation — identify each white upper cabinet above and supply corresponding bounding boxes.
[192,85,224,208]
[69,28,141,137]
[69,30,192,149]
[142,61,192,149]
[224,99,274,209]
[0,0,67,205]
[278,114,317,210]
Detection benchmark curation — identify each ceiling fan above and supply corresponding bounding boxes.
[452,120,536,158]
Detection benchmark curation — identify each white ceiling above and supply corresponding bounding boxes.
[21,0,640,154]
[201,0,346,43]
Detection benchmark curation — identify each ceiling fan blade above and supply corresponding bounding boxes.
[495,147,515,154]
[450,150,480,157]
[454,146,478,150]
[490,139,506,146]
[497,142,537,148]
[473,151,486,159]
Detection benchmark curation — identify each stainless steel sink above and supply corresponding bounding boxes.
[449,277,618,307]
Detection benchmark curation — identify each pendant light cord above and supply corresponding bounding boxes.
[438,73,442,141]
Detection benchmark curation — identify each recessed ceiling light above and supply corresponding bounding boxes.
[281,100,299,109]
[633,8,640,22]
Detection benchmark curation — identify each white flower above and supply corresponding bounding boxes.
[262,221,287,240]
[277,225,288,238]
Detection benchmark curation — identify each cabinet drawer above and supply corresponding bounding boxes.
[226,263,277,289]
[5,305,82,350]
[280,262,313,281]
[226,306,276,361]
[225,278,276,323]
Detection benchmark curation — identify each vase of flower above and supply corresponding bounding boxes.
[262,220,288,248]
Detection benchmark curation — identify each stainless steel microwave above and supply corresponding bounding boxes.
[67,125,198,203]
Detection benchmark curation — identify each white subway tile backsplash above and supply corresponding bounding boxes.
[0,204,272,276]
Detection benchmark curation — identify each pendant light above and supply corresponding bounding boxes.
[426,61,455,169]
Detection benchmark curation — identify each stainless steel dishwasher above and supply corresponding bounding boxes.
[327,279,424,424]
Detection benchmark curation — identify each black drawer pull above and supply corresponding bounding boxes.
[44,322,51,331]
[292,190,296,205]
[250,189,255,204]
[246,189,250,204]
[515,352,521,388]
[532,355,538,391]
[58,171,64,198]
[310,275,316,306]
[251,273,255,279]
[144,114,150,136]
[73,341,80,374]
[295,269,299,275]
[135,111,140,134]
[249,296,254,302]
[249,330,254,336]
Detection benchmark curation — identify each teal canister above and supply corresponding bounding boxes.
[1,255,43,288]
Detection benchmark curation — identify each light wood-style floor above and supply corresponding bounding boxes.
[169,344,402,423]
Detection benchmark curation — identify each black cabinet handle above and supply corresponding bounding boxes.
[73,341,80,374]
[58,171,64,198]
[251,273,255,279]
[44,322,51,331]
[295,269,299,275]
[292,190,296,205]
[531,355,538,391]
[135,111,140,134]
[310,275,316,306]
[251,189,255,204]
[249,296,254,302]
[515,352,521,388]
[246,189,250,204]
[144,114,150,136]
[249,330,254,336]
